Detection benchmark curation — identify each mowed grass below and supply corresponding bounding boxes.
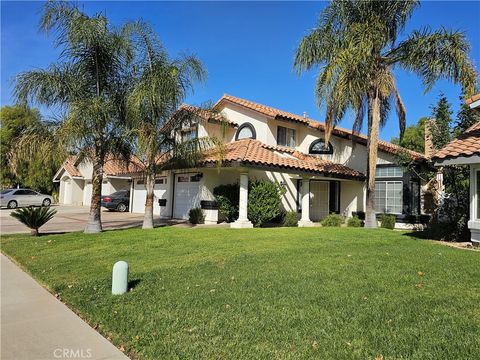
[1,227,479,359]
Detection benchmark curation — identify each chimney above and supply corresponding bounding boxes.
[424,119,435,158]
[303,111,308,119]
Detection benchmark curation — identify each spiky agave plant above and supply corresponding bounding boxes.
[10,207,57,236]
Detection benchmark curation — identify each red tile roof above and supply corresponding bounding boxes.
[465,93,480,106]
[215,94,426,162]
[433,121,480,160]
[62,156,82,177]
[58,155,144,178]
[202,139,365,180]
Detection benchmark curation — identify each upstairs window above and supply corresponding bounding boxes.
[375,166,403,178]
[309,139,333,154]
[277,126,296,147]
[235,123,256,140]
[181,126,197,142]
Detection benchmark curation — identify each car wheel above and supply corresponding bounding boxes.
[7,200,18,209]
[42,198,51,207]
[116,203,127,212]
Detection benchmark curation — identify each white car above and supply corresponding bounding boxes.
[0,189,53,209]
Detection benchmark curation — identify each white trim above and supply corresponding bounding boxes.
[468,99,480,109]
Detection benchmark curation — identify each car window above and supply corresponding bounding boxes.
[25,190,37,195]
[1,190,13,195]
[111,191,129,197]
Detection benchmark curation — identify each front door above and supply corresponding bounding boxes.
[310,181,329,221]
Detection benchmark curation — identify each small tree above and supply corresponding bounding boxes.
[431,94,453,150]
[10,207,57,236]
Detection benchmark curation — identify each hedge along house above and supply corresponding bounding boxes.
[117,94,434,228]
[53,156,141,206]
[433,93,480,244]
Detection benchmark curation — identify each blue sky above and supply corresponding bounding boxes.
[1,1,479,141]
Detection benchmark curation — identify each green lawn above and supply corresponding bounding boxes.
[2,227,479,359]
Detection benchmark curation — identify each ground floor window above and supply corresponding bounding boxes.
[375,181,403,214]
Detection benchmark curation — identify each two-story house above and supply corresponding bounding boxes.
[54,94,433,228]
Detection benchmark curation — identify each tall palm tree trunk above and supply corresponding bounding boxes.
[84,157,104,233]
[365,90,381,229]
[142,172,155,229]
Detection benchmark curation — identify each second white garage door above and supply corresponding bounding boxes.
[173,173,201,219]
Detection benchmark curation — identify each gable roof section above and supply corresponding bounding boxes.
[214,94,426,162]
[202,139,365,180]
[53,155,143,181]
[433,121,480,161]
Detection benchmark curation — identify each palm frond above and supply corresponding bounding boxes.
[387,27,478,96]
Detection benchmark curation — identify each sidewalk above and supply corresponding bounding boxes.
[1,254,129,360]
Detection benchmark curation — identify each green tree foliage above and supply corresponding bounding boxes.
[213,183,239,222]
[391,117,428,153]
[454,97,480,136]
[431,95,453,150]
[294,0,477,228]
[0,105,41,187]
[248,180,285,227]
[0,105,60,193]
[14,1,135,233]
[125,21,207,229]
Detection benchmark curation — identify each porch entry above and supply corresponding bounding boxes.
[307,180,341,222]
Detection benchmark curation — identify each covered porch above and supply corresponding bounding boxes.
[197,139,366,227]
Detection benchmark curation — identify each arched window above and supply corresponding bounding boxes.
[235,122,256,140]
[309,139,333,154]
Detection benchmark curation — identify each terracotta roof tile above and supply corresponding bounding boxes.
[465,93,480,106]
[215,94,426,162]
[63,156,82,177]
[202,139,365,180]
[433,121,480,160]
[103,156,144,176]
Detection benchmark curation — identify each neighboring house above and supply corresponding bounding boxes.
[54,94,433,228]
[433,93,480,244]
[53,156,141,206]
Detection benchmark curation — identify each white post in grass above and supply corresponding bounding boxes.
[298,178,314,227]
[231,172,253,228]
[112,261,128,295]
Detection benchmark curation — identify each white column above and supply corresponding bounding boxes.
[231,172,253,228]
[298,178,314,227]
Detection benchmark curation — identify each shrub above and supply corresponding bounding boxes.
[321,213,344,227]
[283,211,299,227]
[213,183,239,222]
[380,214,396,229]
[347,216,362,227]
[10,207,57,236]
[247,180,285,227]
[188,208,205,224]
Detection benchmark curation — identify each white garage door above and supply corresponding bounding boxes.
[83,181,92,206]
[173,173,201,219]
[131,178,168,214]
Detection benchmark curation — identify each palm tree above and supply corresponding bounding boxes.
[126,22,211,229]
[14,1,134,233]
[294,0,477,228]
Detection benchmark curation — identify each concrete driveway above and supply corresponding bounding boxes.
[0,205,152,234]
